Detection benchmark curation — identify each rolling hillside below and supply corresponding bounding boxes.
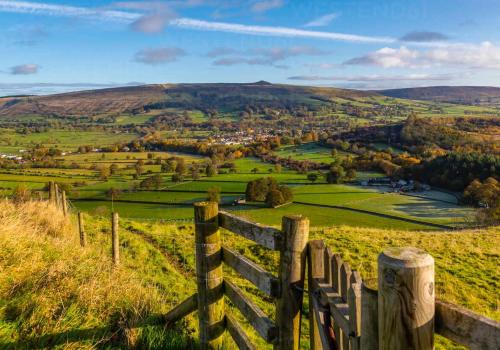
[0,199,498,349]
[380,86,500,106]
[0,82,375,118]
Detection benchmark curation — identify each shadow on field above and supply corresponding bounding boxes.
[294,191,375,195]
[0,326,111,349]
[394,202,465,219]
[0,314,191,349]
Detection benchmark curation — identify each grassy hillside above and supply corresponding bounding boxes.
[0,200,198,349]
[0,85,169,117]
[0,82,375,117]
[380,86,500,106]
[0,200,497,349]
[124,218,499,349]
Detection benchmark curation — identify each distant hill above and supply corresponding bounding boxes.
[0,82,374,117]
[379,86,500,106]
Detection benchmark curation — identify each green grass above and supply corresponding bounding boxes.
[273,143,338,164]
[124,215,499,349]
[231,203,435,230]
[0,129,138,153]
[0,200,199,349]
[59,151,205,164]
[292,184,472,227]
[311,226,500,322]
[0,151,473,231]
[1,198,497,349]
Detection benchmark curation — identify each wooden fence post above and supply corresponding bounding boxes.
[54,183,60,208]
[361,280,379,350]
[194,202,224,349]
[112,212,119,266]
[378,247,435,350]
[276,215,309,350]
[49,181,55,204]
[78,212,87,247]
[61,190,68,216]
[308,240,325,350]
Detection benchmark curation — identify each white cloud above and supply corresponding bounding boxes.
[304,12,339,27]
[250,0,284,13]
[134,47,186,65]
[345,42,500,69]
[400,31,449,43]
[10,64,39,75]
[304,63,340,69]
[0,1,396,44]
[288,73,454,82]
[0,0,139,22]
[172,18,395,43]
[345,46,420,68]
[209,46,329,68]
[131,11,176,33]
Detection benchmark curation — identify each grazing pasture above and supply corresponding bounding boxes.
[272,143,338,164]
[1,149,474,230]
[0,129,138,153]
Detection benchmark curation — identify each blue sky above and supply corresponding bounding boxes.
[1,0,500,95]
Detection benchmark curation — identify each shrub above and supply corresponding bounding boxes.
[266,189,285,208]
[207,186,221,203]
[246,178,293,207]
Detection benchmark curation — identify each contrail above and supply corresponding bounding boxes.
[0,0,396,44]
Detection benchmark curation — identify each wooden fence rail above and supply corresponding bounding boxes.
[76,200,496,350]
[38,186,500,349]
[166,202,310,349]
[307,242,500,350]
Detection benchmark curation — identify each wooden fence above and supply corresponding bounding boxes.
[43,186,498,350]
[165,202,309,349]
[165,202,499,350]
[48,181,68,216]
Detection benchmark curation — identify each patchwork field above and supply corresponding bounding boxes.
[0,129,138,154]
[1,149,475,230]
[0,129,476,231]
[272,143,339,164]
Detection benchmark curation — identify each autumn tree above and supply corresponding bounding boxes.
[206,163,217,177]
[175,158,186,175]
[207,186,221,203]
[325,165,346,184]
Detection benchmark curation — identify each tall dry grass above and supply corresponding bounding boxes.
[0,200,194,349]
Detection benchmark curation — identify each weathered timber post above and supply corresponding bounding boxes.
[360,279,379,350]
[61,190,68,216]
[307,240,335,350]
[308,240,326,350]
[194,202,224,349]
[78,212,87,247]
[54,183,60,208]
[378,247,435,350]
[49,181,56,204]
[276,215,309,350]
[111,212,119,266]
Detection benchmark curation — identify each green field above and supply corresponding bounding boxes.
[0,129,138,154]
[272,143,339,164]
[1,142,475,231]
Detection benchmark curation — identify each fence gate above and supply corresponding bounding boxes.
[308,240,362,350]
[164,202,500,350]
[165,202,309,349]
